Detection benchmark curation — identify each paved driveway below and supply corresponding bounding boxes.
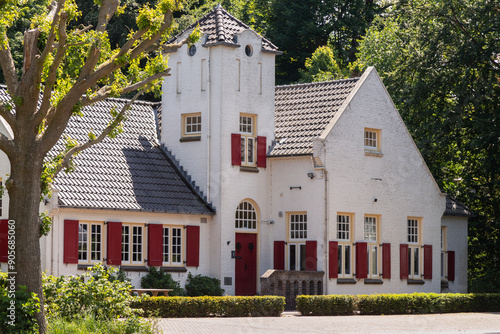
[155,312,500,334]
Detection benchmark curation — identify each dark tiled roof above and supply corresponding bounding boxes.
[0,86,213,215]
[53,99,214,214]
[271,78,359,156]
[169,5,280,53]
[444,196,473,217]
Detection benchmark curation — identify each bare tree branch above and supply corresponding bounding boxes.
[35,12,69,126]
[80,69,170,107]
[0,35,19,95]
[52,90,142,177]
[38,0,66,71]
[0,131,16,159]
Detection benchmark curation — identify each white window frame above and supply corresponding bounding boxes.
[122,224,144,265]
[182,113,202,136]
[287,212,307,271]
[337,213,353,278]
[364,128,381,152]
[235,201,257,230]
[441,226,447,279]
[364,215,380,278]
[78,222,103,264]
[162,226,183,266]
[407,217,422,279]
[240,114,257,166]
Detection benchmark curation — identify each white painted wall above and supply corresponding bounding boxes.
[441,216,468,293]
[43,208,212,289]
[317,68,446,294]
[161,29,276,294]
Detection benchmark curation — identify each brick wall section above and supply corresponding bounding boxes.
[261,270,325,310]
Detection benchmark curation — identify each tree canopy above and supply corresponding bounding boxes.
[0,0,198,331]
[357,0,500,292]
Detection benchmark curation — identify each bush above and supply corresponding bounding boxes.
[140,267,185,296]
[48,314,158,334]
[185,273,224,296]
[296,293,500,316]
[296,295,355,316]
[0,272,40,334]
[43,263,138,320]
[132,296,285,317]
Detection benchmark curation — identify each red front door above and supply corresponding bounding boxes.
[235,233,257,295]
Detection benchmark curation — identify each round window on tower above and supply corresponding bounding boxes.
[245,45,253,57]
[188,45,197,56]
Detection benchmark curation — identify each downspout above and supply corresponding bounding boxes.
[206,47,212,203]
[323,167,329,294]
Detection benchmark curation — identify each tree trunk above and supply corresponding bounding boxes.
[7,151,47,333]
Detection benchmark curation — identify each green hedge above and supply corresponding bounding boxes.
[296,295,355,315]
[131,296,285,317]
[297,293,500,316]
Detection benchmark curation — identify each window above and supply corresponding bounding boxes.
[188,45,196,56]
[240,114,256,166]
[364,128,381,152]
[78,222,103,263]
[235,201,257,230]
[407,218,421,279]
[337,214,353,277]
[122,224,144,265]
[182,113,202,136]
[364,216,379,278]
[288,213,307,270]
[163,226,183,265]
[441,227,447,279]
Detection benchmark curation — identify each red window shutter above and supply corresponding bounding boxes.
[63,219,79,264]
[231,133,241,166]
[447,251,455,281]
[0,219,8,262]
[148,224,163,266]
[329,241,338,278]
[382,243,391,279]
[186,225,200,267]
[355,242,368,279]
[424,244,433,279]
[273,241,285,270]
[107,221,122,266]
[400,244,409,279]
[256,136,267,168]
[305,240,317,271]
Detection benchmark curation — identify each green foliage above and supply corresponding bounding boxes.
[132,295,285,317]
[296,293,500,316]
[184,273,224,296]
[296,295,355,316]
[140,267,185,296]
[39,212,52,236]
[43,263,137,320]
[300,46,346,83]
[47,314,158,334]
[0,272,41,334]
[357,0,500,292]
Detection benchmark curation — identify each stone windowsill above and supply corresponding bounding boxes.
[407,279,425,285]
[160,266,188,273]
[180,135,201,142]
[364,278,383,285]
[119,265,149,272]
[77,264,94,270]
[337,278,357,284]
[364,150,383,157]
[240,166,259,173]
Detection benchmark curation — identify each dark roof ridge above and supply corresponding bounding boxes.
[276,77,360,89]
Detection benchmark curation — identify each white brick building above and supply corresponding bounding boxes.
[0,6,470,297]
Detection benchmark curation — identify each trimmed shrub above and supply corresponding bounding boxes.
[131,296,285,317]
[140,267,185,296]
[296,295,355,316]
[185,273,224,296]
